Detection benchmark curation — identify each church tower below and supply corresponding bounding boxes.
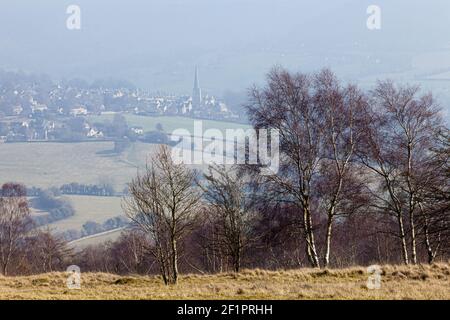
[192,66,202,108]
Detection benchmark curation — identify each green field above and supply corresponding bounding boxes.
[87,114,250,134]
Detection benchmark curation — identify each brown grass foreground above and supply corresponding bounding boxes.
[0,263,449,300]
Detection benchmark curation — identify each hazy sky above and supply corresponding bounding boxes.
[0,0,450,99]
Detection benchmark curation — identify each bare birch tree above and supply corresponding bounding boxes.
[358,81,443,264]
[313,70,367,267]
[123,145,201,284]
[200,165,258,272]
[248,68,323,267]
[247,67,367,268]
[0,183,32,276]
[416,129,450,263]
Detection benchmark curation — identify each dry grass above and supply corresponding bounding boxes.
[0,263,449,300]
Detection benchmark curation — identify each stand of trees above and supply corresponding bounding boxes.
[29,182,116,198]
[0,183,72,275]
[60,183,116,197]
[245,68,448,268]
[31,189,75,226]
[199,165,259,273]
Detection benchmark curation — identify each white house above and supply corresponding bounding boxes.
[87,128,104,138]
[70,107,88,116]
[131,126,144,135]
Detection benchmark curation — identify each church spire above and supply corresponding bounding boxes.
[192,66,202,108]
[194,66,200,89]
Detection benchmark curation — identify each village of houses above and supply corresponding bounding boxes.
[0,70,238,144]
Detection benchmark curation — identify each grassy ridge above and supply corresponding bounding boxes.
[1,263,448,300]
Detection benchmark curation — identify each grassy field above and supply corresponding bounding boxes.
[48,195,124,232]
[87,114,250,134]
[31,195,125,247]
[68,228,125,248]
[0,141,159,190]
[0,263,448,300]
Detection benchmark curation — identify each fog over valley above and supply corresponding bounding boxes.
[0,0,449,113]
